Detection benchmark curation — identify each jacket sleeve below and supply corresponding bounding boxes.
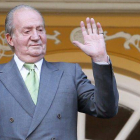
[76,61,119,118]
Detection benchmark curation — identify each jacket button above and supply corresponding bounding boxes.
[57,114,61,119]
[10,118,14,123]
[51,138,55,140]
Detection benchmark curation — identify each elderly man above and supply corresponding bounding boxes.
[0,4,119,140]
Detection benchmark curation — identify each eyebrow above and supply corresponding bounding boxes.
[22,25,44,29]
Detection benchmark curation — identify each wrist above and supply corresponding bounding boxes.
[91,54,108,63]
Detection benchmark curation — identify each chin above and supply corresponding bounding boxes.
[30,50,45,56]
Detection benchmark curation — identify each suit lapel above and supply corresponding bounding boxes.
[27,60,63,136]
[0,58,35,117]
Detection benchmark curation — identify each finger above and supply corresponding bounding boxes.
[91,18,97,34]
[86,17,92,35]
[97,22,104,35]
[72,41,84,50]
[80,21,87,36]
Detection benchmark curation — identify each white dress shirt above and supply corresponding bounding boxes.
[14,54,43,82]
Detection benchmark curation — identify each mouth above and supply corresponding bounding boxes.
[30,44,42,46]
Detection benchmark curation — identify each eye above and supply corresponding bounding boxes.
[24,30,30,34]
[37,27,45,33]
[38,29,43,32]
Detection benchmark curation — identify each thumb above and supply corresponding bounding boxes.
[72,41,84,50]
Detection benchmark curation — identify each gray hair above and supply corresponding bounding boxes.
[5,4,45,51]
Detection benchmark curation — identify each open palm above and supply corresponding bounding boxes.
[73,17,108,62]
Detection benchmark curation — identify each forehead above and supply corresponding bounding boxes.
[13,8,44,28]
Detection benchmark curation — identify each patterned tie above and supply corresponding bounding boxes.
[24,63,39,105]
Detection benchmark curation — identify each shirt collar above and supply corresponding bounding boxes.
[14,54,43,71]
[35,58,43,71]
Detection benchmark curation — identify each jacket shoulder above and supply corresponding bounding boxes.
[47,61,77,70]
[0,63,7,70]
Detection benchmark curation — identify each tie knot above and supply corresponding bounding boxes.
[24,63,35,70]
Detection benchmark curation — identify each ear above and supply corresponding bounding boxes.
[5,33,14,46]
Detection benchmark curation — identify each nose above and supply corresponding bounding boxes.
[31,30,40,41]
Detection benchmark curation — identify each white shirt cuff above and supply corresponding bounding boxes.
[95,55,110,65]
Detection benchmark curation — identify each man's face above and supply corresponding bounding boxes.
[7,8,47,63]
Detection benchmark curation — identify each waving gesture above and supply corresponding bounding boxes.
[73,17,108,63]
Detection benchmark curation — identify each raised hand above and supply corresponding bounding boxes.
[73,17,108,62]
